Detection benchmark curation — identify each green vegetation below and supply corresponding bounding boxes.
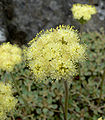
[0,30,105,120]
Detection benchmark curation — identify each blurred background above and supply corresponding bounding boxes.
[0,0,105,45]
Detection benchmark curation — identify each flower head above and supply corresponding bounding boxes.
[0,42,22,72]
[98,117,105,120]
[0,82,17,119]
[71,4,97,23]
[25,25,86,81]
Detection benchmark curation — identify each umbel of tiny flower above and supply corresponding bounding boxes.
[71,3,97,24]
[0,42,22,72]
[98,117,105,120]
[0,82,17,120]
[24,25,86,81]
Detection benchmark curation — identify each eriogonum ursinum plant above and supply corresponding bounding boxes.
[71,3,97,24]
[0,42,31,116]
[0,82,17,120]
[24,25,86,120]
[24,25,86,81]
[0,42,22,72]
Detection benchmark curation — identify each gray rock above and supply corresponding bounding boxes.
[0,0,105,45]
[0,28,6,42]
[0,1,8,43]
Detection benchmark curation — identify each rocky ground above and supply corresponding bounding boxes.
[0,0,105,45]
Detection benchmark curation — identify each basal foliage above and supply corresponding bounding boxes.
[0,31,104,119]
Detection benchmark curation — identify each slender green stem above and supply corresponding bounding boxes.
[10,72,31,113]
[4,71,9,83]
[89,0,94,5]
[59,96,65,116]
[11,112,15,120]
[64,80,69,120]
[78,63,82,93]
[98,69,105,105]
[80,24,84,37]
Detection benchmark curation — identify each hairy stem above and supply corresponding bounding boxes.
[64,80,69,120]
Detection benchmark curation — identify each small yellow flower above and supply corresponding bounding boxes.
[24,25,86,81]
[98,117,105,120]
[0,42,22,72]
[0,82,17,119]
[71,4,97,23]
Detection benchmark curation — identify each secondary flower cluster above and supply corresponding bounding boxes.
[98,117,105,120]
[0,82,17,120]
[25,25,85,81]
[71,4,96,22]
[0,42,22,72]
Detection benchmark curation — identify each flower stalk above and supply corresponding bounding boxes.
[64,79,69,120]
[89,0,94,5]
[24,25,86,119]
[80,24,84,36]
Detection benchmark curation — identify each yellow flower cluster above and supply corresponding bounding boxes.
[98,117,105,120]
[0,82,17,120]
[71,4,97,22]
[0,42,22,72]
[25,25,86,81]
